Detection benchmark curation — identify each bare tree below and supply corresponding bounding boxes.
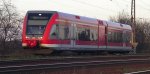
[109,11,131,24]
[0,0,23,51]
[109,11,150,53]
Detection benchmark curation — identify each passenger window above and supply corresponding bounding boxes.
[90,29,98,41]
[50,25,59,39]
[59,24,70,40]
[108,32,112,42]
[111,32,115,42]
[108,31,123,42]
[77,26,97,41]
[77,27,88,41]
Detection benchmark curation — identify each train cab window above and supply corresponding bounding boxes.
[27,13,52,35]
[50,25,59,39]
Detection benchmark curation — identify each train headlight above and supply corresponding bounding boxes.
[26,36,29,39]
[38,37,43,39]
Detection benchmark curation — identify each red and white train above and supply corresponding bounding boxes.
[22,11,133,54]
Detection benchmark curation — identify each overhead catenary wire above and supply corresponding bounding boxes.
[121,0,150,11]
[58,0,113,18]
[60,0,150,19]
[136,0,150,11]
[70,0,118,13]
[111,0,122,9]
[140,0,150,6]
[111,0,130,12]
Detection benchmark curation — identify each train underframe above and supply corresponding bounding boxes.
[23,42,133,55]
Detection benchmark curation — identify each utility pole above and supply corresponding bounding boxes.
[131,0,135,42]
[131,0,137,53]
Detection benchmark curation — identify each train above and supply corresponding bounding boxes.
[22,10,133,54]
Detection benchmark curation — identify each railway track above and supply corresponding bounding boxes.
[0,55,150,74]
[125,70,150,74]
[0,55,150,67]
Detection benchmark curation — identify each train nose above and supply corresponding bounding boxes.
[27,40,37,48]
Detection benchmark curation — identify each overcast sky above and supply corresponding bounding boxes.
[11,0,150,20]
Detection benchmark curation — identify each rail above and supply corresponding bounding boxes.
[0,55,150,74]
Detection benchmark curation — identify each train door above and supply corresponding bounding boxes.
[70,23,76,48]
[75,24,98,50]
[98,20,106,50]
[58,23,71,49]
[98,25,106,48]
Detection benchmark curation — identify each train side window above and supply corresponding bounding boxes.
[123,32,131,43]
[117,32,120,42]
[115,32,122,43]
[77,27,91,41]
[50,24,59,39]
[90,29,98,41]
[77,28,86,41]
[59,25,70,40]
[113,32,118,42]
[115,32,118,42]
[108,31,123,43]
[108,32,112,42]
[120,32,123,42]
[111,32,115,42]
[77,26,97,41]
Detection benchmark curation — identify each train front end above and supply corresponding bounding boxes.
[22,11,56,51]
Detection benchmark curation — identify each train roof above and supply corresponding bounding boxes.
[27,10,56,14]
[104,21,132,30]
[57,11,98,25]
[57,11,131,30]
[27,10,132,30]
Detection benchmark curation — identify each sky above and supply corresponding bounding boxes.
[11,0,150,20]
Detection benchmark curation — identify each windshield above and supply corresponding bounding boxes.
[27,26,45,35]
[26,13,53,35]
